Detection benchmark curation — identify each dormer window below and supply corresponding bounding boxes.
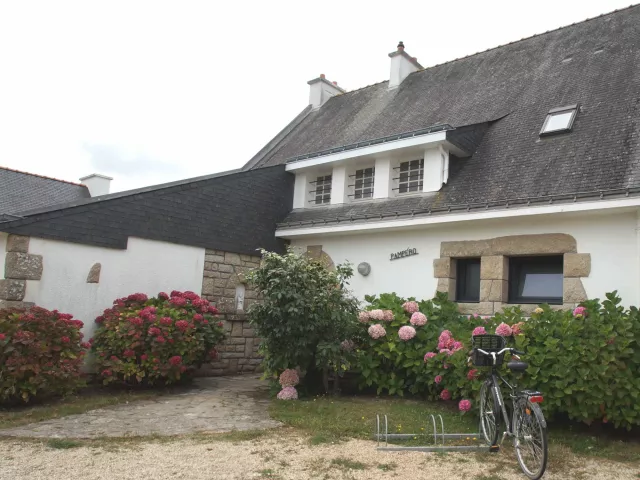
[540,105,578,136]
[398,159,424,194]
[352,167,375,200]
[312,175,332,205]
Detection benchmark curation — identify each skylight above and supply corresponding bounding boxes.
[540,105,578,136]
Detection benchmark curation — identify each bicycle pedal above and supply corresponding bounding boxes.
[489,445,501,453]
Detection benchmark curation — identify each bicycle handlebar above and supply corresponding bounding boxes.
[475,347,525,356]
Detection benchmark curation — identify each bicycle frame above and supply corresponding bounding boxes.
[489,370,519,443]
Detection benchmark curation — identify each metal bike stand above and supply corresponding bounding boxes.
[374,414,493,452]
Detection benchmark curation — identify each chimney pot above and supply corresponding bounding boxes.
[332,81,337,85]
[79,173,113,197]
[320,73,326,79]
[397,41,405,51]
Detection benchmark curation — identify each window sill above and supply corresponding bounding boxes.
[507,300,563,305]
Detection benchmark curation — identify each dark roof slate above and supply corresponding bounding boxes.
[0,167,90,215]
[0,166,294,256]
[249,6,640,224]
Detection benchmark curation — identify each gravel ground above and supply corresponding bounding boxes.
[1,432,638,480]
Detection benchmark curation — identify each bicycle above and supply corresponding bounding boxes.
[471,334,548,480]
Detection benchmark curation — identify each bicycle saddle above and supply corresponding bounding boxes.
[507,360,528,371]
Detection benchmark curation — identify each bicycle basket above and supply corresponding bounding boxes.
[471,334,507,367]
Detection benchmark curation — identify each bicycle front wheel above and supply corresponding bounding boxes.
[479,380,500,446]
[514,399,548,480]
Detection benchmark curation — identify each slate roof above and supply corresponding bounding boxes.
[0,166,294,256]
[245,6,640,227]
[0,166,90,216]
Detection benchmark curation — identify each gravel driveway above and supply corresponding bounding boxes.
[1,432,637,480]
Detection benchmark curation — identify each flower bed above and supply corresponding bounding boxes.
[355,291,640,429]
[0,306,88,404]
[91,291,225,386]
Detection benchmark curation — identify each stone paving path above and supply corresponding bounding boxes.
[0,375,281,439]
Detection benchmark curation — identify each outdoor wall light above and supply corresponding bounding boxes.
[358,262,371,276]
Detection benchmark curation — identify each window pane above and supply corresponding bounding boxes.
[457,258,481,302]
[354,167,375,200]
[510,256,563,303]
[543,111,574,133]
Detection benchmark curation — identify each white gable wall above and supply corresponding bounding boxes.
[289,210,640,307]
[23,237,205,340]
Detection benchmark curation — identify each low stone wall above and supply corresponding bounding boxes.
[199,249,263,376]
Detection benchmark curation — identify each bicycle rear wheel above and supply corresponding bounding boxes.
[513,399,548,480]
[479,380,500,446]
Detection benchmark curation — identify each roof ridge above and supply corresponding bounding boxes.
[333,4,639,98]
[413,4,639,74]
[0,165,86,187]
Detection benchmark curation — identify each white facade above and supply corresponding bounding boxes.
[288,210,640,307]
[23,237,205,339]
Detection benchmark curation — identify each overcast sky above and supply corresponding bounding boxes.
[0,0,632,192]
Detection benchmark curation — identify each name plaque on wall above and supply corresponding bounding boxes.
[390,247,418,261]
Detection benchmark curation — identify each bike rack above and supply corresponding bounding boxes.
[374,414,495,452]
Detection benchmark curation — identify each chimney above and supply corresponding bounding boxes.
[79,173,113,197]
[307,74,346,109]
[388,41,423,89]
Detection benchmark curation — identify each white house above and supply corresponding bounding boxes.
[2,5,640,373]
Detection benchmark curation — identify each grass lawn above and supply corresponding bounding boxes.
[0,387,158,430]
[270,394,640,463]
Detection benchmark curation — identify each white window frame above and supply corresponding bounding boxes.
[396,159,424,195]
[540,105,578,136]
[311,174,332,205]
[351,167,375,201]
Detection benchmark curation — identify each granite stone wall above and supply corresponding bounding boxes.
[199,249,263,376]
[0,234,39,309]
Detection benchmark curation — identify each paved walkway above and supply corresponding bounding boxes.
[0,375,281,439]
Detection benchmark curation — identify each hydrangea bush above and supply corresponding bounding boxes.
[92,291,225,386]
[355,291,640,429]
[0,306,88,403]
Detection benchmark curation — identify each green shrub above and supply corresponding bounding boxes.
[92,291,225,386]
[356,291,640,429]
[0,306,88,404]
[246,249,360,392]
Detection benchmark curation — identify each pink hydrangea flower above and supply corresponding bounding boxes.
[495,322,513,337]
[169,355,182,365]
[123,349,135,358]
[368,324,386,339]
[452,341,463,352]
[368,309,385,321]
[438,330,453,349]
[573,306,587,318]
[279,368,300,387]
[424,352,436,362]
[160,317,173,326]
[398,326,416,341]
[382,310,395,322]
[434,375,443,384]
[440,389,451,401]
[472,326,486,336]
[410,312,427,326]
[467,369,478,380]
[358,311,370,323]
[511,322,525,335]
[402,301,419,314]
[277,386,298,400]
[175,320,190,331]
[459,399,472,412]
[170,296,187,306]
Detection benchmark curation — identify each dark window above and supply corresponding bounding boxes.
[540,105,578,136]
[313,175,332,205]
[354,167,375,199]
[456,258,481,303]
[398,159,424,193]
[509,256,563,304]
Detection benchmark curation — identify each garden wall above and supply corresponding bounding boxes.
[289,210,640,308]
[199,249,262,375]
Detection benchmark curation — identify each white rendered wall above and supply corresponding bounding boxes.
[290,211,640,307]
[23,237,205,340]
[0,233,6,279]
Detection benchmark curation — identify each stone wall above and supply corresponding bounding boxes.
[434,233,591,315]
[0,234,40,309]
[199,249,263,376]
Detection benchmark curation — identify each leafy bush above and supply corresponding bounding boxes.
[92,291,225,386]
[246,249,360,392]
[356,291,640,429]
[0,306,88,403]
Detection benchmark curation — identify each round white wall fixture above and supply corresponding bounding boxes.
[357,262,371,276]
